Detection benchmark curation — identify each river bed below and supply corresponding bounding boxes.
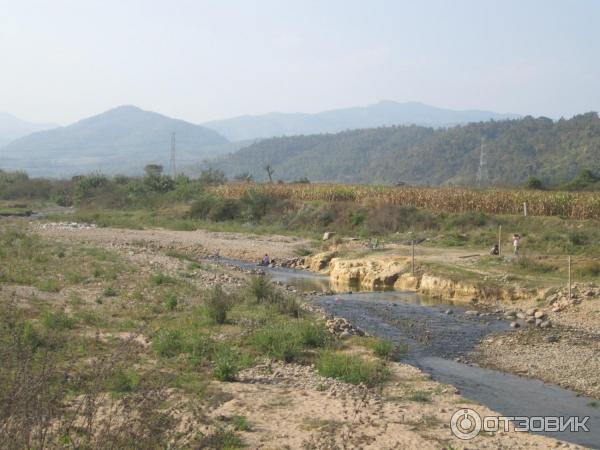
[217,259,600,448]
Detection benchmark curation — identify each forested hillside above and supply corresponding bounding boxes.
[208,113,600,186]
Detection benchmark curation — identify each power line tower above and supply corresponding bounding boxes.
[169,132,176,178]
[476,137,488,187]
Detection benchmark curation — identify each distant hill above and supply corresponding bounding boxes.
[0,112,56,146]
[0,106,230,177]
[208,113,600,186]
[203,101,521,141]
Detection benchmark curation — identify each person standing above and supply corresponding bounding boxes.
[512,234,521,255]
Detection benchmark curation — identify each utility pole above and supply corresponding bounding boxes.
[169,132,176,178]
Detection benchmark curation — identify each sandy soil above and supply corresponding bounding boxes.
[27,222,591,448]
[34,223,309,263]
[473,297,600,399]
[210,359,576,450]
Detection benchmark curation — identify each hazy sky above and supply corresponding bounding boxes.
[1,0,599,125]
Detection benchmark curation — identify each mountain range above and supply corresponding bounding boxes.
[0,101,523,178]
[207,113,600,186]
[203,101,521,141]
[0,112,56,148]
[0,106,232,177]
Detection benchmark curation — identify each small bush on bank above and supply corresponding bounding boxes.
[370,338,395,359]
[316,351,389,386]
[250,320,328,362]
[212,345,241,382]
[152,329,184,357]
[250,323,301,362]
[248,276,275,303]
[204,286,235,324]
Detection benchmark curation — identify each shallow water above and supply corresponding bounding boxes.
[217,258,600,447]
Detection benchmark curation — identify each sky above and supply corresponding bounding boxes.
[1,0,599,125]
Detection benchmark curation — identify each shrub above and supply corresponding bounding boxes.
[232,415,252,432]
[525,177,544,190]
[164,293,178,311]
[37,279,61,293]
[294,246,313,257]
[349,209,366,227]
[266,291,302,318]
[204,286,235,324]
[186,332,214,366]
[574,261,600,278]
[151,272,176,285]
[370,338,395,359]
[198,428,243,449]
[152,329,184,357]
[316,351,389,386]
[107,368,141,393]
[103,286,118,297]
[297,321,328,348]
[408,391,431,402]
[212,345,241,382]
[189,193,240,221]
[240,189,274,221]
[42,311,76,331]
[250,320,327,362]
[21,321,45,351]
[516,257,557,274]
[248,276,274,303]
[250,323,301,362]
[208,198,240,221]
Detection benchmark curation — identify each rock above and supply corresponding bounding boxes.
[322,231,335,241]
[534,310,547,320]
[546,335,560,343]
[526,308,538,316]
[540,320,552,328]
[445,309,453,315]
[516,312,527,319]
[535,318,543,327]
[465,310,479,316]
[510,321,520,328]
[339,331,351,339]
[526,317,536,324]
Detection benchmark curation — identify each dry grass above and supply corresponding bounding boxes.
[214,183,600,220]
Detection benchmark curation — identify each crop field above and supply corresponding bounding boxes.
[214,183,600,220]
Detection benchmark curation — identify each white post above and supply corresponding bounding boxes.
[412,240,415,275]
[498,225,502,255]
[568,256,572,301]
[523,202,528,216]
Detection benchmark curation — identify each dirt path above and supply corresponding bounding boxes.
[35,223,310,262]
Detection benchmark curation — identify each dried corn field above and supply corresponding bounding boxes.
[213,183,600,220]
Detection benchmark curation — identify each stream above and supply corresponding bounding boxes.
[218,259,600,448]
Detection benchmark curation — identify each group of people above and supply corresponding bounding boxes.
[490,234,521,256]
